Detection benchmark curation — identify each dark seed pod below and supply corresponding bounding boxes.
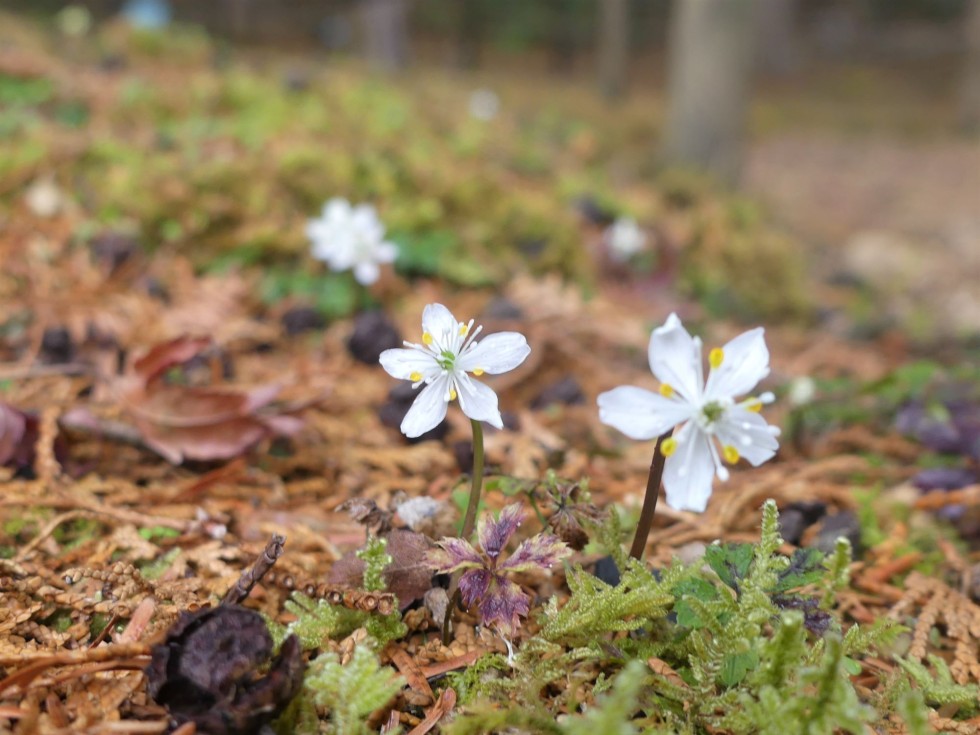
[347,310,401,364]
[146,605,305,735]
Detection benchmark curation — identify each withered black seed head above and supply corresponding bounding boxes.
[347,310,401,364]
[146,605,305,735]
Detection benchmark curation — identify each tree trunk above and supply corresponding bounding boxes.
[961,0,980,132]
[223,0,252,40]
[598,0,630,99]
[756,0,801,76]
[454,0,483,70]
[661,0,759,184]
[359,0,410,73]
[548,0,578,74]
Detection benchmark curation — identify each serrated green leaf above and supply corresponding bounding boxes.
[672,577,720,628]
[774,547,826,593]
[720,649,758,687]
[705,542,754,590]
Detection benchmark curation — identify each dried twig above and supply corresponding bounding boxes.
[223,533,286,606]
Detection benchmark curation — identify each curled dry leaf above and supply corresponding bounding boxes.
[117,336,305,464]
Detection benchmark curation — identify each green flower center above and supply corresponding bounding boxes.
[437,350,456,370]
[701,401,726,424]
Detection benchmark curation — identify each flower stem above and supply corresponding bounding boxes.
[443,419,486,644]
[459,419,485,540]
[628,429,673,561]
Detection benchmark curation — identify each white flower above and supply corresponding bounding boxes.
[597,313,779,512]
[25,177,64,218]
[379,303,530,438]
[468,88,500,121]
[306,198,399,285]
[787,375,817,406]
[604,217,646,262]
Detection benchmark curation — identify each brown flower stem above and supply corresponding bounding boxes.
[459,419,485,540]
[628,429,673,562]
[443,419,486,645]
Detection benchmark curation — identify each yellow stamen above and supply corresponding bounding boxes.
[459,323,469,336]
[709,348,724,369]
[422,332,433,346]
[473,368,484,376]
[449,388,458,401]
[661,437,678,457]
[746,400,763,413]
[659,383,675,398]
[723,445,740,464]
[409,371,422,382]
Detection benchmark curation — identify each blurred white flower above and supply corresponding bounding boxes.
[468,89,500,121]
[379,303,530,438]
[25,178,64,218]
[57,5,92,37]
[598,313,779,512]
[604,217,647,262]
[306,198,398,286]
[787,376,817,406]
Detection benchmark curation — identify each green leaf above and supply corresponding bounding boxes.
[773,547,826,593]
[138,526,181,541]
[484,476,537,498]
[719,649,758,687]
[672,577,720,628]
[705,542,754,590]
[393,230,453,276]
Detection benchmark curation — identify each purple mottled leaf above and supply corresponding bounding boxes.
[499,533,571,574]
[772,595,832,636]
[896,399,980,461]
[950,402,980,461]
[912,467,979,492]
[458,568,493,608]
[477,503,524,559]
[426,537,482,574]
[478,577,530,636]
[895,402,962,454]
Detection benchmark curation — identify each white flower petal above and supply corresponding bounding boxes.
[376,241,399,264]
[422,303,458,342]
[648,314,703,403]
[401,377,450,438]
[324,198,351,219]
[714,407,780,466]
[456,374,503,428]
[378,348,438,380]
[662,429,716,512]
[457,332,530,374]
[598,386,692,440]
[353,260,381,285]
[704,327,770,400]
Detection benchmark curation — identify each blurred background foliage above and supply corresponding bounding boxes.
[1,0,977,330]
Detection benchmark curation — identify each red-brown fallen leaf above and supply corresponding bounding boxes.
[117,337,305,464]
[329,530,434,609]
[132,335,213,383]
[0,401,38,470]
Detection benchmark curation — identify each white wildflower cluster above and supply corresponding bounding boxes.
[306,198,398,286]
